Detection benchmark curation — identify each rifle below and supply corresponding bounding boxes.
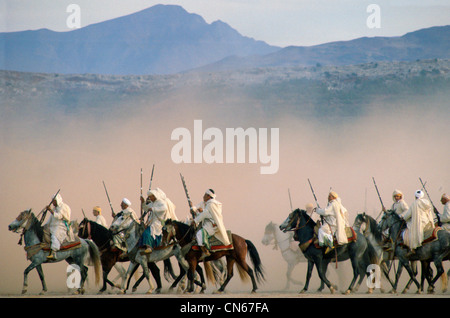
[372,177,386,221]
[180,173,194,218]
[419,177,442,226]
[81,208,87,219]
[38,189,61,224]
[288,188,293,211]
[307,178,321,209]
[148,164,155,191]
[140,168,143,217]
[102,181,115,218]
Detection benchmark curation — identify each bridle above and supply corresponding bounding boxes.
[14,210,34,245]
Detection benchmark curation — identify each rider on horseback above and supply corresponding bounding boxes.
[139,188,177,254]
[190,189,231,260]
[314,191,349,253]
[44,194,72,260]
[440,193,450,232]
[111,198,139,253]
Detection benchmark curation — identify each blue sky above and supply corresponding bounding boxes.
[1,0,449,47]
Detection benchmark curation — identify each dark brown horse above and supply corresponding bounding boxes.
[162,219,265,293]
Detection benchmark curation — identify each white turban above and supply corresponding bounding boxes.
[53,193,63,207]
[442,193,449,201]
[205,189,216,199]
[122,198,131,206]
[415,190,424,199]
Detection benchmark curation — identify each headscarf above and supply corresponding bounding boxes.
[415,190,424,199]
[122,198,131,206]
[392,189,403,201]
[205,189,216,199]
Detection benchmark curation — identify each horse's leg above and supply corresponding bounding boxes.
[195,264,206,293]
[402,260,416,293]
[148,262,162,294]
[35,264,48,295]
[76,264,88,295]
[314,257,335,294]
[300,259,314,293]
[344,256,361,295]
[217,256,235,293]
[169,263,186,291]
[285,263,294,290]
[400,259,421,293]
[22,261,39,294]
[120,262,137,293]
[429,257,446,294]
[317,261,328,292]
[186,257,199,293]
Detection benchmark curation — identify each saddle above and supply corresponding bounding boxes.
[400,226,442,248]
[192,230,234,252]
[299,225,357,253]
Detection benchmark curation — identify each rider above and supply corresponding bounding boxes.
[440,193,450,232]
[45,194,71,260]
[190,189,230,259]
[111,198,139,253]
[139,188,177,254]
[92,206,107,228]
[402,190,435,255]
[314,191,349,252]
[382,190,409,250]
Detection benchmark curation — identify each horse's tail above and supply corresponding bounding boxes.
[245,239,265,284]
[86,239,101,286]
[203,261,217,285]
[163,258,176,282]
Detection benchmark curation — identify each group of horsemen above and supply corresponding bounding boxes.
[43,187,229,261]
[43,186,450,264]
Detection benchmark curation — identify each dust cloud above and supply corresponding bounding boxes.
[1,86,449,295]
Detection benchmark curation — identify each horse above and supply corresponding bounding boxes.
[109,213,185,294]
[8,209,101,295]
[262,221,305,289]
[77,218,172,293]
[162,219,265,293]
[379,210,450,293]
[279,209,378,294]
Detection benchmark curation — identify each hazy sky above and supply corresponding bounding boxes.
[1,0,449,46]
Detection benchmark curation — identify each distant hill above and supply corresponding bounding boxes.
[0,4,278,75]
[198,25,450,72]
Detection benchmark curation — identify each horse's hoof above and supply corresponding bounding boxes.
[401,289,408,294]
[132,287,137,293]
[118,289,126,295]
[213,289,224,294]
[299,289,307,294]
[251,290,257,294]
[329,286,336,294]
[415,290,421,294]
[343,289,351,295]
[155,288,162,294]
[389,289,396,294]
[367,288,373,294]
[21,288,27,295]
[146,290,154,294]
[39,290,47,295]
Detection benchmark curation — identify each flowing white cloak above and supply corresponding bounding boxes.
[392,200,409,217]
[45,202,71,250]
[403,198,434,249]
[316,199,348,245]
[441,202,450,232]
[193,199,230,246]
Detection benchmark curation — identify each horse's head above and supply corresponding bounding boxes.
[110,212,136,234]
[353,213,368,233]
[161,219,176,246]
[279,209,301,233]
[262,222,276,246]
[8,209,33,233]
[379,209,400,233]
[77,218,90,239]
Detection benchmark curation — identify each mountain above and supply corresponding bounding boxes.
[197,25,450,72]
[0,4,279,75]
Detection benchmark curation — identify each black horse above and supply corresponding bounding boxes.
[379,210,450,293]
[280,209,377,294]
[77,218,169,293]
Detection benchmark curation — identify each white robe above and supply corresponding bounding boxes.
[316,198,348,246]
[95,215,108,228]
[45,195,71,251]
[193,198,230,246]
[441,202,450,232]
[142,188,177,238]
[392,200,409,217]
[403,198,434,249]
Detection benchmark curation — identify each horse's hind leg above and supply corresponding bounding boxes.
[36,264,47,295]
[217,257,235,293]
[148,262,162,294]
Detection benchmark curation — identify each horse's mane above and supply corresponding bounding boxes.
[167,219,194,240]
[297,209,316,228]
[88,219,113,239]
[365,213,383,242]
[28,210,44,242]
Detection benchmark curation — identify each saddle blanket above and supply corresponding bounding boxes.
[42,239,82,252]
[311,226,357,249]
[402,226,442,248]
[192,230,234,252]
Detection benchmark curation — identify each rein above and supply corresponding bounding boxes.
[16,212,34,246]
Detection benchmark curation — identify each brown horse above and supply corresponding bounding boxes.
[162,219,265,293]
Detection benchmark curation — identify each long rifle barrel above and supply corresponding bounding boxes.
[39,189,61,224]
[102,180,115,217]
[372,177,386,211]
[307,178,321,209]
[419,177,441,226]
[148,164,155,191]
[288,188,293,211]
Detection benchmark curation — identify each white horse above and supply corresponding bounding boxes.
[110,213,178,294]
[262,221,305,289]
